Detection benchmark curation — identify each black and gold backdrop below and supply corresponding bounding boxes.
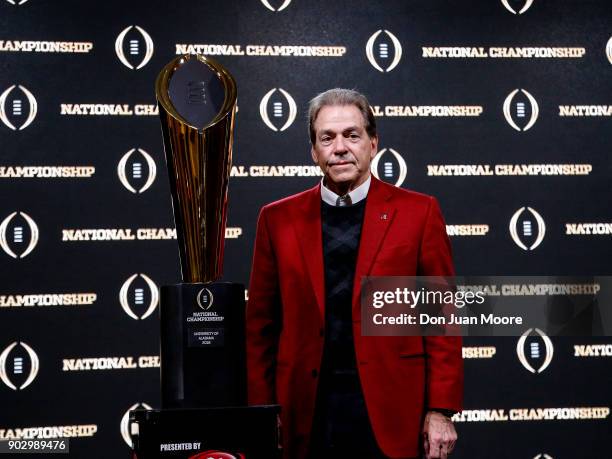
[0,0,611,458]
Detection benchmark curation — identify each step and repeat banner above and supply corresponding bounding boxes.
[0,0,610,457]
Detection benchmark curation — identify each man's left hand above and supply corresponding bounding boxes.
[422,410,457,459]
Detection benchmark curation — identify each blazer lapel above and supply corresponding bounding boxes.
[291,183,325,322]
[352,177,396,309]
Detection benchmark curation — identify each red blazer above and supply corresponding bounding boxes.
[247,177,463,459]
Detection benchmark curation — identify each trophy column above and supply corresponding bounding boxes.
[155,54,245,409]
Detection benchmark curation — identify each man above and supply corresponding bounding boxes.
[247,89,463,459]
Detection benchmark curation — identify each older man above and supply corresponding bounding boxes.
[247,88,463,458]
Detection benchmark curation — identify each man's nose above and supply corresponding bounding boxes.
[332,136,348,154]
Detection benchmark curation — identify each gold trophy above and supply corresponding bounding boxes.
[155,54,245,408]
[156,54,236,282]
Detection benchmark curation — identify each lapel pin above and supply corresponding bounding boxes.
[380,213,388,220]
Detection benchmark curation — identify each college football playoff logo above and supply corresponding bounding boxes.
[0,84,37,130]
[509,207,545,251]
[117,148,157,194]
[370,148,407,187]
[197,287,214,310]
[605,36,612,65]
[533,455,553,459]
[119,274,159,320]
[366,30,402,73]
[115,25,154,70]
[120,402,153,448]
[0,211,39,259]
[259,88,297,132]
[0,342,39,390]
[503,89,539,132]
[260,0,291,12]
[500,0,535,14]
[5,0,29,5]
[517,328,553,374]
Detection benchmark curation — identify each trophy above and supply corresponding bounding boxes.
[129,55,279,459]
[155,54,245,409]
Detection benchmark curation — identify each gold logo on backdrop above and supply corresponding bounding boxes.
[119,274,159,320]
[558,105,612,117]
[0,166,95,178]
[175,43,346,57]
[462,346,496,358]
[422,46,585,59]
[427,164,592,176]
[454,407,609,422]
[0,424,97,440]
[574,344,612,357]
[366,30,402,72]
[0,293,96,307]
[260,0,291,11]
[565,223,612,235]
[231,165,323,177]
[120,403,152,448]
[259,88,297,132]
[115,26,154,70]
[117,148,157,194]
[516,328,553,373]
[503,89,539,131]
[0,342,39,390]
[509,207,545,250]
[372,105,482,117]
[446,225,489,237]
[500,0,535,14]
[0,85,37,130]
[0,211,39,258]
[60,104,158,116]
[62,356,160,371]
[370,148,407,187]
[0,40,93,53]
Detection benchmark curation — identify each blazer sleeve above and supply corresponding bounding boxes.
[246,206,282,405]
[418,196,464,413]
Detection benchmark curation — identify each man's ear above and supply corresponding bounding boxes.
[311,145,318,164]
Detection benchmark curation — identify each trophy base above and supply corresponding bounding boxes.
[160,281,246,409]
[130,405,282,458]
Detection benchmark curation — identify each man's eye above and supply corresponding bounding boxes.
[349,133,360,140]
[321,137,331,143]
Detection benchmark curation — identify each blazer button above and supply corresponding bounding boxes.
[311,369,318,378]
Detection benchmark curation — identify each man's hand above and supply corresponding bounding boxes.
[422,411,457,459]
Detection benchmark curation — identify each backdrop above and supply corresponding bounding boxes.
[0,1,610,458]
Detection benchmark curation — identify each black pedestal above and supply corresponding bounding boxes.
[160,281,246,408]
[130,405,281,459]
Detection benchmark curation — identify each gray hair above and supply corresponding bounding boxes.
[307,88,377,144]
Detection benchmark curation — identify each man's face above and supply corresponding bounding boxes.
[311,104,378,193]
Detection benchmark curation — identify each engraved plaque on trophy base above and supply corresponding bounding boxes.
[160,282,246,409]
